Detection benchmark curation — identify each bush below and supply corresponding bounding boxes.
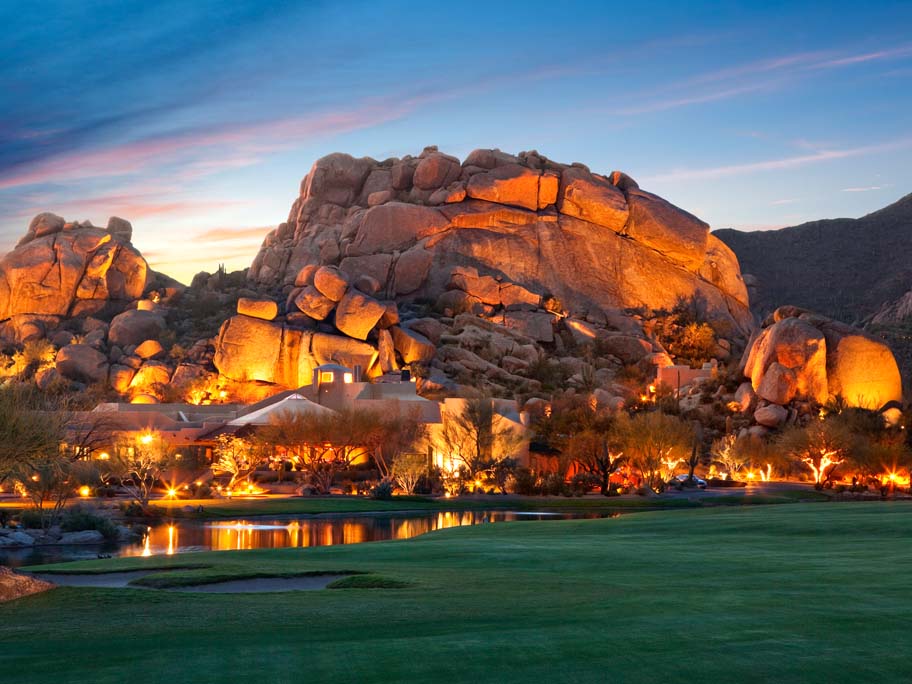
[119,501,147,518]
[508,468,540,496]
[370,479,394,500]
[60,505,118,541]
[539,473,567,496]
[18,509,44,529]
[569,473,600,496]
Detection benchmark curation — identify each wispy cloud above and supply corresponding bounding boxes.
[841,186,883,192]
[811,45,912,69]
[608,42,912,116]
[612,83,775,115]
[771,198,798,205]
[645,136,912,182]
[0,103,412,191]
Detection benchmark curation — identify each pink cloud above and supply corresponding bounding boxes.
[191,226,272,241]
[0,100,417,191]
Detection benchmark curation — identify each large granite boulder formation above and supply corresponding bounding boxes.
[248,147,752,337]
[212,313,381,387]
[741,306,902,418]
[0,214,148,322]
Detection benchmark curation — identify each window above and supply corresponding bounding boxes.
[320,371,334,383]
[343,372,353,384]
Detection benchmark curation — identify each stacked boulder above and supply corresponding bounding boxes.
[737,306,902,429]
[0,214,148,342]
[212,276,434,389]
[249,146,752,339]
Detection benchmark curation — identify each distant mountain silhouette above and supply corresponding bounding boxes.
[715,192,912,325]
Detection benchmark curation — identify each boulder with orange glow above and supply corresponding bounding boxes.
[248,146,753,338]
[0,214,148,322]
[742,306,902,412]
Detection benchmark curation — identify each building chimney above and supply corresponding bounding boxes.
[354,365,362,382]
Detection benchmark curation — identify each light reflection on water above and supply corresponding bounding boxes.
[123,511,598,558]
[0,510,608,567]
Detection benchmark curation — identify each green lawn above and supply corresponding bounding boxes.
[3,502,910,683]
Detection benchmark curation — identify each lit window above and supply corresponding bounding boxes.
[343,372,353,384]
[320,371,334,383]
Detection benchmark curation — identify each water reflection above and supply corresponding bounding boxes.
[122,510,600,559]
[0,510,609,567]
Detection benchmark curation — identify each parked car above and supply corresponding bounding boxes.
[668,474,708,489]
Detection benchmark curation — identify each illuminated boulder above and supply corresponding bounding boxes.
[236,297,277,321]
[743,317,828,405]
[213,315,380,388]
[466,164,551,211]
[248,147,753,337]
[0,216,147,322]
[56,344,109,384]
[108,309,165,348]
[558,166,628,231]
[334,290,386,340]
[742,308,901,410]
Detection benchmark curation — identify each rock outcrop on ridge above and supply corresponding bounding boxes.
[249,147,752,339]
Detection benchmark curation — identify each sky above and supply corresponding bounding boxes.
[1,0,911,284]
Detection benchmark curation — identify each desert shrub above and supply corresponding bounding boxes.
[60,505,118,540]
[569,472,600,496]
[118,501,148,518]
[507,468,538,495]
[370,479,394,500]
[18,509,44,529]
[539,473,567,496]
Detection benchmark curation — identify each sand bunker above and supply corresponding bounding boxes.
[169,575,346,593]
[30,571,345,593]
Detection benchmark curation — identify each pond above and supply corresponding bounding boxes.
[0,510,612,568]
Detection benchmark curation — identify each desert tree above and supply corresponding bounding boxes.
[565,427,625,496]
[262,408,385,494]
[613,411,694,492]
[777,419,853,488]
[436,392,523,488]
[711,434,751,480]
[212,433,261,489]
[391,452,428,495]
[108,431,171,509]
[0,385,70,486]
[369,409,427,484]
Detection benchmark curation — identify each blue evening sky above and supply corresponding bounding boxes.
[1,1,910,282]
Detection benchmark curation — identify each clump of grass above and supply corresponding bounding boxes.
[326,574,412,590]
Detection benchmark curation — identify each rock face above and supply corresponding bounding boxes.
[249,147,752,336]
[0,215,147,320]
[742,307,902,411]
